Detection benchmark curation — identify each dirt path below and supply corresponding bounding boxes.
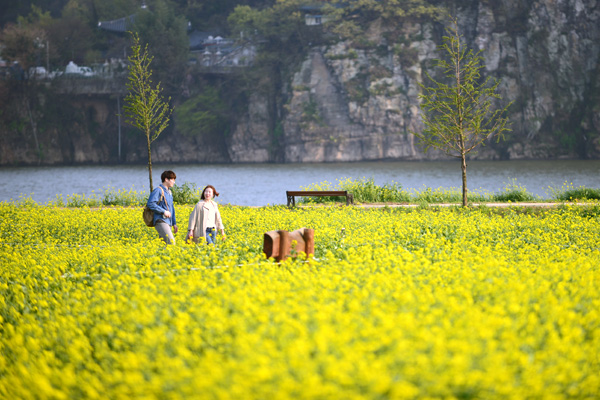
[354,202,595,208]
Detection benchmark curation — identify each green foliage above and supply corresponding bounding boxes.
[341,177,410,203]
[325,50,358,60]
[492,179,536,202]
[394,45,419,67]
[369,63,393,80]
[416,16,513,206]
[413,187,461,203]
[101,187,147,206]
[553,129,577,152]
[171,182,201,205]
[124,33,172,144]
[549,182,600,201]
[0,8,49,69]
[228,1,306,43]
[297,178,545,205]
[369,81,393,96]
[296,180,341,203]
[273,121,284,138]
[346,75,370,104]
[44,184,204,208]
[322,0,442,41]
[417,17,513,156]
[132,0,189,95]
[301,99,323,124]
[124,32,173,192]
[93,0,139,20]
[175,87,229,138]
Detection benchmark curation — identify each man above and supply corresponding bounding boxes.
[147,170,178,244]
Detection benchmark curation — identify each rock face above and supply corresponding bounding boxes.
[264,0,600,162]
[227,93,272,163]
[281,45,424,162]
[1,0,599,165]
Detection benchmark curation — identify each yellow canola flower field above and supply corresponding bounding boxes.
[1,203,599,399]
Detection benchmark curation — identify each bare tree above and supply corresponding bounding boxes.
[416,16,512,206]
[123,32,172,192]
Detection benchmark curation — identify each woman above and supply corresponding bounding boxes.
[187,185,226,244]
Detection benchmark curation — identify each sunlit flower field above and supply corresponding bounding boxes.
[1,202,599,399]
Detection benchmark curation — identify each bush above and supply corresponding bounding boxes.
[548,182,600,201]
[338,177,410,203]
[493,179,536,202]
[300,178,411,204]
[102,187,146,206]
[171,182,201,204]
[556,187,600,201]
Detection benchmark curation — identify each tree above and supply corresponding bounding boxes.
[132,0,188,96]
[123,32,173,192]
[175,86,229,138]
[416,17,512,206]
[0,14,48,70]
[322,0,441,40]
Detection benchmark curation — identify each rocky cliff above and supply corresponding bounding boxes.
[2,0,599,166]
[230,0,600,162]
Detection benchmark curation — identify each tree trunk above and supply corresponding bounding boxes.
[461,153,468,207]
[147,130,153,192]
[25,100,41,165]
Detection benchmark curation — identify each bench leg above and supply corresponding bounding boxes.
[287,195,295,207]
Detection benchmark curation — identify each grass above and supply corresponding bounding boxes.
[43,182,201,208]
[299,178,598,205]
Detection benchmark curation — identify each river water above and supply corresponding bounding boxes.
[1,160,598,206]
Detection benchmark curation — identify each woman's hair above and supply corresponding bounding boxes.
[201,185,219,200]
[161,170,176,182]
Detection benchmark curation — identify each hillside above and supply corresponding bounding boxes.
[1,0,599,165]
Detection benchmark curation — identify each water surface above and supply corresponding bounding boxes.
[2,160,598,206]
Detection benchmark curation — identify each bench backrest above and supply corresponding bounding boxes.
[286,190,348,196]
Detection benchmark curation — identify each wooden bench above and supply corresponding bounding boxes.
[286,190,354,207]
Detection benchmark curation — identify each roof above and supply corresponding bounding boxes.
[189,31,213,49]
[97,14,136,33]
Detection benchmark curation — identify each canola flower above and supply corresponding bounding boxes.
[0,202,599,399]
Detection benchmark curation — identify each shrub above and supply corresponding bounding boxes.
[556,187,600,201]
[493,179,536,202]
[548,181,600,201]
[102,187,146,206]
[171,182,201,204]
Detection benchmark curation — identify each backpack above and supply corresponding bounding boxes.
[143,187,166,227]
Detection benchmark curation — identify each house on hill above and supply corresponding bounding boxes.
[97,5,255,72]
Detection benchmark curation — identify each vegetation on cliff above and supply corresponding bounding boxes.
[1,0,599,164]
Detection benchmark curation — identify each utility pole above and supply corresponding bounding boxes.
[117,96,122,162]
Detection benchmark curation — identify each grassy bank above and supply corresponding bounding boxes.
[300,178,600,205]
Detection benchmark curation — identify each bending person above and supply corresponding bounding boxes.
[187,185,226,244]
[147,170,178,244]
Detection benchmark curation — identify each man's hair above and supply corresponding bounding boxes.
[161,170,176,182]
[201,185,219,200]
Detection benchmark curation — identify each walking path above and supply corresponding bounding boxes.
[355,202,595,208]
